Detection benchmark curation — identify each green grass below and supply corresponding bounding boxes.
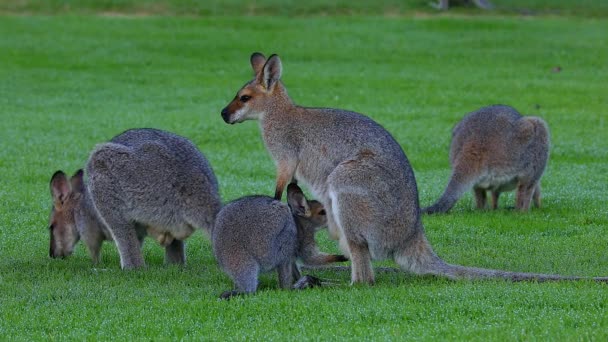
[1,4,608,340]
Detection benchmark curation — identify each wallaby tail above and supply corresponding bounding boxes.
[397,232,608,283]
[301,252,348,266]
[422,176,471,214]
[427,260,608,283]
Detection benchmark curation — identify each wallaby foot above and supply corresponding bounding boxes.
[347,240,375,285]
[293,275,323,289]
[164,239,186,265]
[474,187,487,209]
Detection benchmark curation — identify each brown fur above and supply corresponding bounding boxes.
[423,105,550,214]
[220,52,607,285]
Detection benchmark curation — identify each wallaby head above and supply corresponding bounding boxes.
[221,52,289,124]
[48,169,85,258]
[286,183,327,230]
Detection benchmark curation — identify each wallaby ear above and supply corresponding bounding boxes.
[287,183,310,217]
[70,169,85,195]
[260,54,282,91]
[50,171,70,209]
[250,52,267,76]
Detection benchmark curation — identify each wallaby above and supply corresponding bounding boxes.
[48,128,221,269]
[423,105,550,214]
[212,183,347,298]
[220,52,607,285]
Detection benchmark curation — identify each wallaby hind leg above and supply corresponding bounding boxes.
[491,191,501,209]
[473,187,487,209]
[346,239,374,284]
[515,182,535,211]
[110,221,145,269]
[532,183,542,208]
[277,261,297,289]
[164,239,185,265]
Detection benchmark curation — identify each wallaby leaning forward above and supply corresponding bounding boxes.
[220,52,607,284]
[48,128,221,268]
[213,183,346,298]
[423,104,549,214]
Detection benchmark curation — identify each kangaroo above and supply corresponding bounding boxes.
[423,105,550,214]
[213,183,347,299]
[48,128,221,269]
[220,52,607,285]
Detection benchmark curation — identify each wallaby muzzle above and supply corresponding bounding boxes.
[221,107,233,124]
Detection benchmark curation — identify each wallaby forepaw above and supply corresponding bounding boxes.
[219,290,242,300]
[293,275,324,290]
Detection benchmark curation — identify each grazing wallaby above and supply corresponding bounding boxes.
[213,183,347,298]
[220,52,607,285]
[423,105,550,214]
[48,128,221,269]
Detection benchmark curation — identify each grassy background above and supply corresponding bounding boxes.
[1,1,607,340]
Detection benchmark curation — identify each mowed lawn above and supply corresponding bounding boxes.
[1,10,607,340]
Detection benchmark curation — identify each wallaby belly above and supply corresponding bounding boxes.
[476,173,518,192]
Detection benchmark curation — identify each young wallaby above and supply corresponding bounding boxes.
[423,105,550,214]
[220,52,607,285]
[212,183,347,299]
[48,128,221,269]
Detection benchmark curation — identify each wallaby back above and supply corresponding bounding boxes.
[49,128,221,268]
[423,105,550,214]
[212,183,345,298]
[220,52,606,285]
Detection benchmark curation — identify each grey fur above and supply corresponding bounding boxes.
[212,184,346,298]
[423,105,550,214]
[49,128,221,269]
[220,53,608,285]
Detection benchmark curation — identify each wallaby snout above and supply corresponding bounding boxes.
[221,106,233,124]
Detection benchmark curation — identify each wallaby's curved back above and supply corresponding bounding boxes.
[220,53,606,285]
[423,105,550,214]
[52,128,222,269]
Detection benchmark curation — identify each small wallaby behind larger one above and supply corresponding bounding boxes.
[423,105,550,214]
[48,128,221,268]
[212,183,346,299]
[219,52,607,285]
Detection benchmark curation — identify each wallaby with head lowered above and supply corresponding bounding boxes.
[423,105,549,214]
[213,183,347,299]
[48,128,221,269]
[220,52,607,285]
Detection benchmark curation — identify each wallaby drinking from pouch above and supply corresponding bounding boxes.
[213,183,347,299]
[220,52,607,284]
[423,105,550,214]
[48,128,221,268]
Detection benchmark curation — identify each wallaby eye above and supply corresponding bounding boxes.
[239,95,251,103]
[318,209,326,216]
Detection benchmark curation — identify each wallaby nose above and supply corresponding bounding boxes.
[221,108,231,124]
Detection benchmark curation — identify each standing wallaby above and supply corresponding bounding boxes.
[48,128,221,269]
[213,183,347,299]
[220,52,607,285]
[423,105,550,214]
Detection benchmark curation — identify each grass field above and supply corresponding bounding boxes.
[1,1,607,340]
